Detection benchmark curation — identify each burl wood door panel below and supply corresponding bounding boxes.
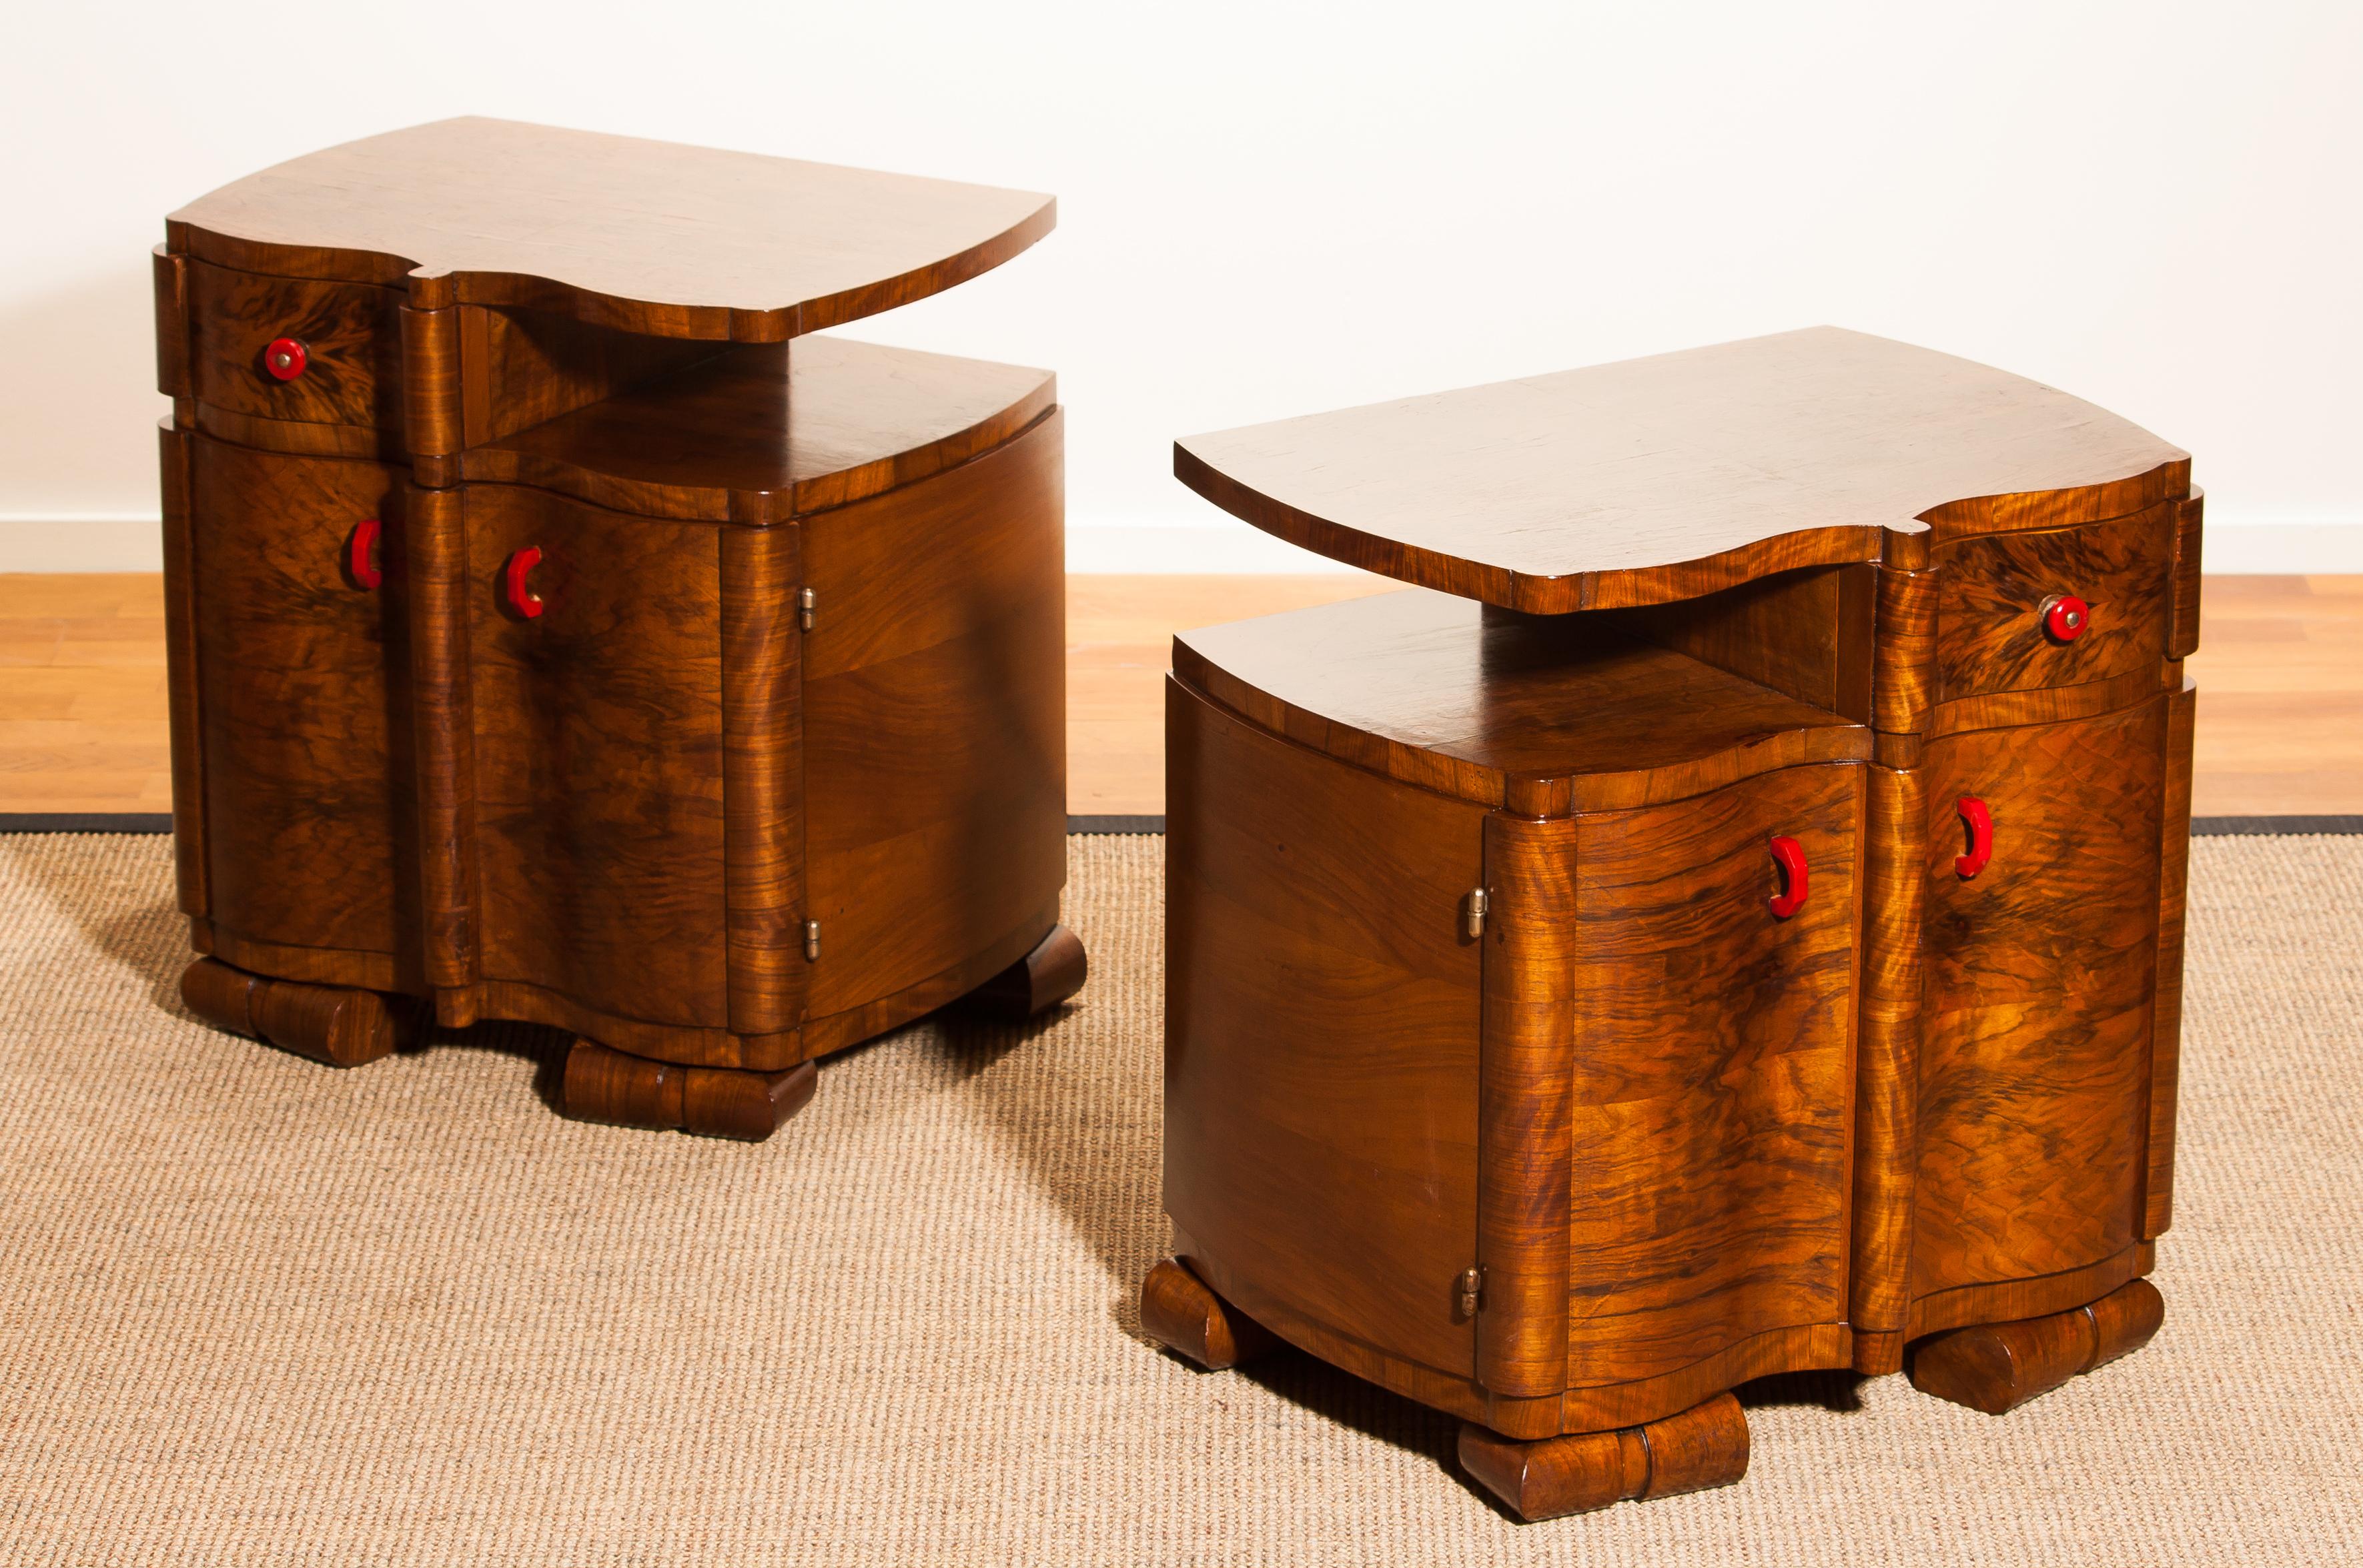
[1915,699,2166,1307]
[1932,504,2172,702]
[1166,678,1484,1379]
[1561,762,1864,1387]
[186,259,405,432]
[801,414,1065,1018]
[187,436,410,961]
[464,486,729,1028]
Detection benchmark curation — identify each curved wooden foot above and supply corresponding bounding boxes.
[961,924,1087,1020]
[1139,1257,1282,1371]
[179,956,416,1068]
[1458,1393,1749,1523]
[560,1039,817,1142]
[1911,1277,2165,1415]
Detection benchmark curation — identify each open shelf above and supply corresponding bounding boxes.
[1173,588,1870,815]
[456,335,1056,523]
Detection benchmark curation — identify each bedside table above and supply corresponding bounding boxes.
[155,119,1083,1140]
[1143,328,2196,1518]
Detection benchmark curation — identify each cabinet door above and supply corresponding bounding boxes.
[1914,700,2165,1321]
[1558,762,1863,1408]
[464,487,729,1030]
[1165,678,1484,1381]
[801,414,1066,1021]
[188,436,408,970]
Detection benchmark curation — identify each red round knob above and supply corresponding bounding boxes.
[264,337,309,381]
[2041,594,2091,642]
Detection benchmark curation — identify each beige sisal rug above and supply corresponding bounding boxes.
[0,832,2357,1565]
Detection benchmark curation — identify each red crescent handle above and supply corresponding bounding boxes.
[504,546,545,619]
[2041,593,2091,642]
[264,337,309,381]
[1955,795,1993,879]
[348,518,381,590]
[1768,835,1809,919]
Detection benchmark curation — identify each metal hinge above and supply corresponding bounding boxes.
[798,587,816,631]
[1464,887,1489,940]
[1457,1266,1483,1318]
[804,919,821,962]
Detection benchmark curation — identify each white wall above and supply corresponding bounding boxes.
[3,0,2357,572]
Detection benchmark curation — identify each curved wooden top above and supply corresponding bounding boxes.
[1174,590,1869,815]
[169,119,1055,343]
[1175,328,2188,613]
[458,335,1056,525]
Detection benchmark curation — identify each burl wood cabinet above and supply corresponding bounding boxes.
[1141,329,2197,1519]
[155,119,1083,1140]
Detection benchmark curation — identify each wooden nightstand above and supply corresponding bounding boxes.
[155,119,1083,1140]
[1143,328,2196,1519]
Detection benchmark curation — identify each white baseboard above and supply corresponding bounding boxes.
[2199,520,2363,574]
[0,516,1368,576]
[0,516,161,572]
[7,514,2360,576]
[1064,522,1366,574]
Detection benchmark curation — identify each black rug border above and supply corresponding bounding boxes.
[3,812,2359,838]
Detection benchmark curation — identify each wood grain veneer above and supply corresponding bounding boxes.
[1931,502,2176,702]
[2147,678,2198,1239]
[1909,1277,2164,1415]
[1913,700,2166,1301]
[1152,328,2199,1521]
[463,488,731,1032]
[155,123,1078,1138]
[721,524,805,1040]
[802,415,1067,1019]
[169,118,1053,342]
[1458,1392,1749,1522]
[155,428,205,913]
[1475,813,1578,1401]
[462,335,1056,523]
[181,955,418,1068]
[1174,589,1869,815]
[1558,764,1862,1394]
[1165,680,1486,1383]
[186,438,413,964]
[1177,327,2188,614]
[185,259,406,434]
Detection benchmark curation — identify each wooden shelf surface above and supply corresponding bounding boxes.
[1174,588,1868,814]
[169,119,1055,342]
[1177,328,2188,614]
[461,335,1056,521]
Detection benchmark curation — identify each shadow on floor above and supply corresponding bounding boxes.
[11,832,1870,1525]
[5,832,590,1112]
[416,1016,574,1112]
[1737,1367,1869,1414]
[931,996,1168,1298]
[1149,1333,1874,1518]
[1238,1347,1474,1485]
[3,836,189,1020]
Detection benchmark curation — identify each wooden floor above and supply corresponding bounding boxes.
[2180,576,2363,815]
[3,572,2356,818]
